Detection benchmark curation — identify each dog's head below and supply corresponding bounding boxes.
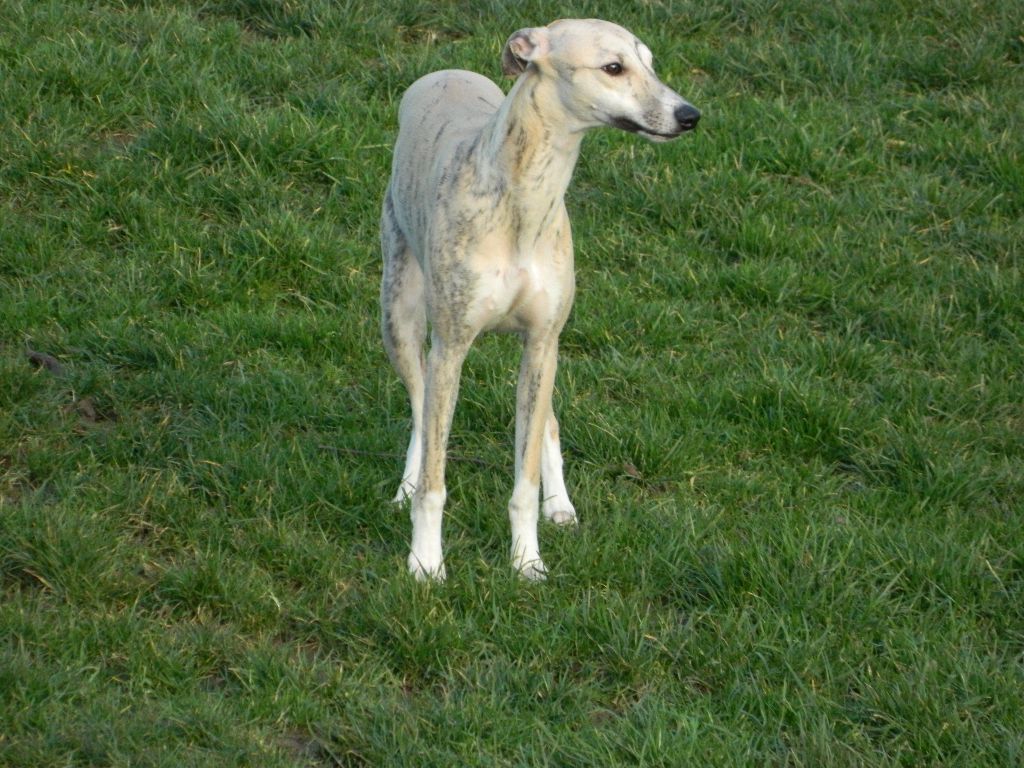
[502,19,700,141]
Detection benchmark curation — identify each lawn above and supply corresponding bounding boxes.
[1,0,1022,765]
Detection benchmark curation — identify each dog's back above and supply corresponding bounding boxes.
[387,71,504,249]
[397,69,503,133]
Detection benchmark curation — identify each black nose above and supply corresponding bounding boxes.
[675,103,701,132]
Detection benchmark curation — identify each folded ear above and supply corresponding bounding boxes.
[501,27,549,77]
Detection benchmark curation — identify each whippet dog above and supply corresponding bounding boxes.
[380,19,700,581]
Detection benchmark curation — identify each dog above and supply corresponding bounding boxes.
[380,19,699,580]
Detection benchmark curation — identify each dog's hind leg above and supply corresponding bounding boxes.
[380,196,427,504]
[541,412,577,525]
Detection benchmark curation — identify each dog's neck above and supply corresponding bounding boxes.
[477,71,584,221]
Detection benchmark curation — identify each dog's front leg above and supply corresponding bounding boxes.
[408,336,470,581]
[509,335,560,580]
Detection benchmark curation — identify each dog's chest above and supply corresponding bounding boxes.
[468,240,574,334]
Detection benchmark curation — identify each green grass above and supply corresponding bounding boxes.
[1,0,1022,764]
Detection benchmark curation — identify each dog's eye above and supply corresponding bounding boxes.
[601,62,624,76]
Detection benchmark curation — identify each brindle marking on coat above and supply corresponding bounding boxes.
[380,18,700,581]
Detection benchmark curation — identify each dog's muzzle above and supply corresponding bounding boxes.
[609,102,701,140]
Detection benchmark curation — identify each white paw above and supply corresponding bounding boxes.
[543,498,577,526]
[408,552,446,582]
[513,556,548,582]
